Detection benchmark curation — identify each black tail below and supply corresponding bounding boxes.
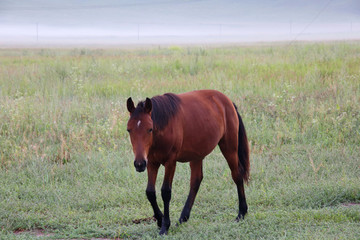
[233,103,250,183]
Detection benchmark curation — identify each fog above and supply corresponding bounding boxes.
[1,0,359,46]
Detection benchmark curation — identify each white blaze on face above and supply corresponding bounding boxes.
[137,120,141,128]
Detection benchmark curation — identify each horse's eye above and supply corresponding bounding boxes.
[148,128,153,133]
[127,129,131,133]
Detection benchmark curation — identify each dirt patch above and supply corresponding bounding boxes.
[14,228,53,237]
[132,216,156,224]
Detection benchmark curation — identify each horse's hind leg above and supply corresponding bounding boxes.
[179,160,203,224]
[218,140,248,220]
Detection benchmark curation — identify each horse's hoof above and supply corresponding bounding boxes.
[159,228,168,235]
[175,219,185,227]
[235,214,245,222]
[179,217,189,224]
[159,222,170,235]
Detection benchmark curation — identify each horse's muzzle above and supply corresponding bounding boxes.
[134,160,147,172]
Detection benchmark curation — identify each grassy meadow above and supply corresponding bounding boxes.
[0,42,359,239]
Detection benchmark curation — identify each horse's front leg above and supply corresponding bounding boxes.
[159,161,176,235]
[145,162,163,228]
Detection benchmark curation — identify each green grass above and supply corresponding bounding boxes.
[0,42,359,239]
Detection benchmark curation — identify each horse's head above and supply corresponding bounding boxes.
[126,97,153,172]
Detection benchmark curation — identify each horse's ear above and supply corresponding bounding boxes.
[127,97,135,113]
[145,97,152,114]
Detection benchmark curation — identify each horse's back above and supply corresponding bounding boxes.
[175,90,237,161]
[179,89,233,108]
[179,90,236,118]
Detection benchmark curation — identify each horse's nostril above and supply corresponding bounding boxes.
[134,160,147,172]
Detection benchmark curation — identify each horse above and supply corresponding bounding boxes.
[126,89,250,235]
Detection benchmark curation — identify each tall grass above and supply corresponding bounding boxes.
[0,42,359,239]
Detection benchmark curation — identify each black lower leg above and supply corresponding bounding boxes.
[179,177,202,223]
[236,182,248,221]
[146,190,163,228]
[179,161,203,224]
[159,187,171,235]
[179,197,191,223]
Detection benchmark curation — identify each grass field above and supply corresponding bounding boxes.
[0,42,359,239]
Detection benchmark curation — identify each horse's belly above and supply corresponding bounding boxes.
[177,131,220,162]
[176,147,215,162]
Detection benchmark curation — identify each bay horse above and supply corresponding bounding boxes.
[126,90,249,235]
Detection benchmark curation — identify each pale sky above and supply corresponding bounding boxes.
[1,0,359,45]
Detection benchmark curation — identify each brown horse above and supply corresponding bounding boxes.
[126,90,249,235]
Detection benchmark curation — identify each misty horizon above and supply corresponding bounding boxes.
[1,0,360,46]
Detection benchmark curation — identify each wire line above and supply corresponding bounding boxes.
[289,0,334,44]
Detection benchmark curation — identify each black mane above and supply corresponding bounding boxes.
[134,93,181,130]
